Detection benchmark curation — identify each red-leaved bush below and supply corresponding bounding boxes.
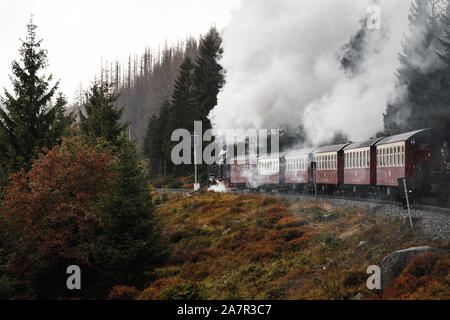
[0,136,113,298]
[107,285,140,300]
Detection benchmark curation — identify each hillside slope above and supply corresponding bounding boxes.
[135,192,449,300]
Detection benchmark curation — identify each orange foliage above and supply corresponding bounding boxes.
[107,285,140,300]
[0,136,113,294]
[379,253,450,300]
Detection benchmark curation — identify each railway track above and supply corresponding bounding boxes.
[154,187,450,216]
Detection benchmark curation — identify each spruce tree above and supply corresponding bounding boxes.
[169,57,195,133]
[192,27,225,130]
[79,80,126,148]
[93,137,166,294]
[0,18,63,174]
[435,3,450,141]
[144,100,170,176]
[384,0,443,135]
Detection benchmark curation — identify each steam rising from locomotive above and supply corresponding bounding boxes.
[209,0,418,145]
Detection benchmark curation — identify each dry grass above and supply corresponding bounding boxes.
[138,191,449,300]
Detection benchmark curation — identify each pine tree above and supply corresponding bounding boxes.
[384,0,443,135]
[79,80,126,148]
[143,100,170,175]
[0,18,64,175]
[169,57,195,132]
[435,2,450,140]
[192,27,225,130]
[92,137,166,294]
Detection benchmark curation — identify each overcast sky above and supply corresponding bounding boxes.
[0,0,241,102]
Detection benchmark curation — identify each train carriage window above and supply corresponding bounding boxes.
[386,148,389,167]
[389,147,392,166]
[394,148,397,166]
[364,150,367,168]
[351,152,354,168]
[358,151,361,168]
[344,153,347,169]
[382,148,385,167]
[401,145,405,166]
[377,149,380,166]
[363,151,366,168]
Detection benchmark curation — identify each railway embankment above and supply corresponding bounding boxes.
[141,190,449,300]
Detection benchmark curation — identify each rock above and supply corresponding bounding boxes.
[358,241,367,247]
[351,292,364,300]
[222,228,231,235]
[380,246,448,289]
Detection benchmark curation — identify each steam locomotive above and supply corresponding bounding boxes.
[223,129,450,207]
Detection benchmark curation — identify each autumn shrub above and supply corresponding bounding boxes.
[380,253,450,300]
[0,136,113,298]
[137,278,172,300]
[107,285,139,300]
[160,279,204,300]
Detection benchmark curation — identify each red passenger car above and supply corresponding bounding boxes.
[284,148,316,190]
[375,129,432,190]
[229,155,258,189]
[313,144,349,188]
[343,138,384,192]
[257,153,286,187]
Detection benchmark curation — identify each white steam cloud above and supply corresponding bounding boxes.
[209,0,413,145]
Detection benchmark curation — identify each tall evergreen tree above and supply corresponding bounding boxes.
[192,27,225,130]
[435,2,450,141]
[384,0,444,135]
[79,80,126,148]
[169,57,195,133]
[144,100,170,176]
[165,57,195,176]
[0,18,64,176]
[92,137,166,296]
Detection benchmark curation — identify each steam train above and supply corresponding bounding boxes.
[222,129,450,207]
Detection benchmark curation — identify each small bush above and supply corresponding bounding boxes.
[107,285,139,300]
[161,280,204,300]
